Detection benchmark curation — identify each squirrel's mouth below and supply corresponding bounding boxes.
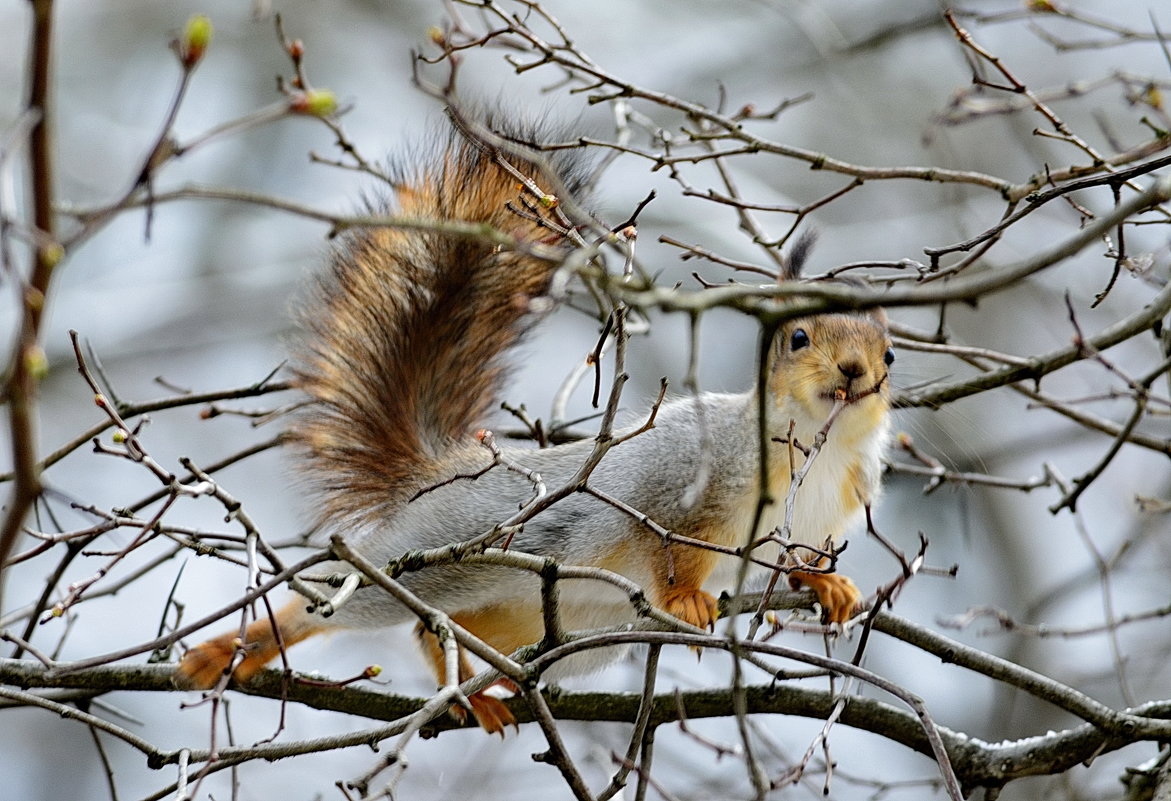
[820,375,887,406]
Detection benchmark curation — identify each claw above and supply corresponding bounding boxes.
[448,687,517,735]
[661,586,719,630]
[789,571,862,625]
[175,632,267,689]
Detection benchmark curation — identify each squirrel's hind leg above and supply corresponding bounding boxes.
[175,599,323,689]
[413,618,527,736]
[412,601,545,735]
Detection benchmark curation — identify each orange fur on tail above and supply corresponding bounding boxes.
[175,123,586,728]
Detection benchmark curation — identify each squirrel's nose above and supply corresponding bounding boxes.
[838,359,865,381]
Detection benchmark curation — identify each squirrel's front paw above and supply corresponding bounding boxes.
[788,571,863,625]
[661,586,719,631]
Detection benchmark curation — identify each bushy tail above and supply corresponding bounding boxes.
[292,121,589,527]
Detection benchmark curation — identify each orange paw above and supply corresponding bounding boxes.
[175,634,240,690]
[788,571,862,625]
[661,586,719,630]
[175,628,279,689]
[450,688,517,736]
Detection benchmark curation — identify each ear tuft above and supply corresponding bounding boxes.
[782,229,818,281]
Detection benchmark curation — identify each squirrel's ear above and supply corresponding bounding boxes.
[780,229,818,282]
[869,306,889,328]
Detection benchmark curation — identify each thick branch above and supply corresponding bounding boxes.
[1,0,57,597]
[1,655,1169,794]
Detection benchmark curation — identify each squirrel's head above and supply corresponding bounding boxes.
[766,232,894,435]
[769,311,893,425]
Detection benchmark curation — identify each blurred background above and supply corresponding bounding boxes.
[1,0,1169,799]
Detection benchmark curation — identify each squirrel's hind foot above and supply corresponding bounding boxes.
[174,609,306,690]
[451,680,519,736]
[174,631,269,690]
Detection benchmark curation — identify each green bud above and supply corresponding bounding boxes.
[24,345,49,380]
[291,89,339,118]
[40,242,65,269]
[181,14,213,68]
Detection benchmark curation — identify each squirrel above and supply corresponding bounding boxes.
[175,117,895,735]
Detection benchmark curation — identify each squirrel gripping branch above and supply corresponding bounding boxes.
[176,118,895,734]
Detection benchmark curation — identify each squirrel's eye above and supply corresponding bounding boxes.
[884,347,896,366]
[790,328,810,351]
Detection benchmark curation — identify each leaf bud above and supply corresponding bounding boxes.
[24,345,49,380]
[180,14,213,68]
[289,89,339,117]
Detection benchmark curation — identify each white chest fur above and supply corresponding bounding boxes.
[708,398,890,588]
